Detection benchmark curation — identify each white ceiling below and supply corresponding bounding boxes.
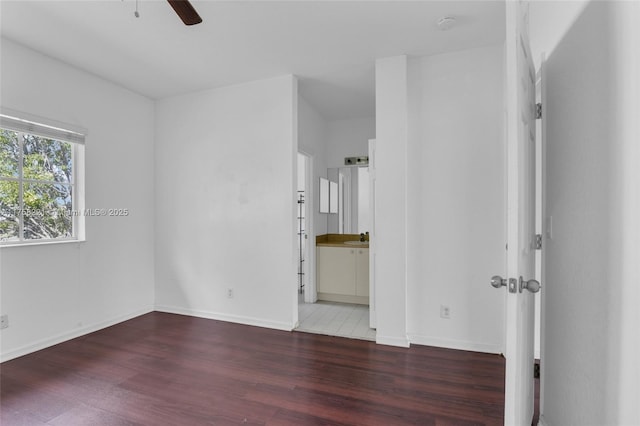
[0,0,505,121]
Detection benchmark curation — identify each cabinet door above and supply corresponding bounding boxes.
[317,247,356,295]
[355,248,369,297]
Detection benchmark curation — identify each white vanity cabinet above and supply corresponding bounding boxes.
[317,246,369,304]
[355,248,369,297]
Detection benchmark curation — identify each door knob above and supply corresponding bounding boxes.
[492,276,519,293]
[519,276,541,293]
[491,275,507,288]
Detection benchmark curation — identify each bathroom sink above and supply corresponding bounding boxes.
[344,241,369,245]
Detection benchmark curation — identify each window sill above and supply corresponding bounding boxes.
[0,238,86,249]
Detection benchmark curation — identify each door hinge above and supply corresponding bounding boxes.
[535,234,542,250]
[535,103,542,119]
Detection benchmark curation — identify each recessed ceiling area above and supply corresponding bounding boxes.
[0,1,505,121]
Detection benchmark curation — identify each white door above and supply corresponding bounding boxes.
[502,1,538,424]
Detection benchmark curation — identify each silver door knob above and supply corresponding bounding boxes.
[519,276,541,293]
[491,275,507,288]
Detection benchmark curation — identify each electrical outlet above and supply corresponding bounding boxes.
[440,305,451,319]
[226,288,234,299]
[0,314,8,329]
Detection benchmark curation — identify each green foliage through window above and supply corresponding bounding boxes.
[1,128,75,243]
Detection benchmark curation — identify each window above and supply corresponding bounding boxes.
[0,111,85,245]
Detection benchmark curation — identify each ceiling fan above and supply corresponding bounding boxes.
[167,0,202,26]
[131,0,202,26]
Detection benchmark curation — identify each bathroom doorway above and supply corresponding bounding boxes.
[295,158,376,342]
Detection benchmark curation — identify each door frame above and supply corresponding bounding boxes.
[538,53,548,425]
[368,138,377,329]
[297,150,315,304]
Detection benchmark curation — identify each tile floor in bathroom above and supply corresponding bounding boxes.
[296,300,376,341]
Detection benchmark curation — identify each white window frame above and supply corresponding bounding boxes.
[0,109,85,247]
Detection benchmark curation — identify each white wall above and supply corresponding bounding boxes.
[406,45,505,352]
[541,2,640,425]
[326,117,375,168]
[529,0,590,363]
[154,75,299,330]
[374,55,410,347]
[375,45,505,352]
[0,39,155,361]
[530,0,589,72]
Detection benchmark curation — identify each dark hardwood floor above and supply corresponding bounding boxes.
[1,312,524,425]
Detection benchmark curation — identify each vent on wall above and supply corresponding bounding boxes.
[344,156,369,166]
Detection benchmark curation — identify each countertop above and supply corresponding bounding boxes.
[316,234,369,248]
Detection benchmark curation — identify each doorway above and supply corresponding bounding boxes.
[295,153,376,341]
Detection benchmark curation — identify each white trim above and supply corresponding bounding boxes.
[537,414,550,426]
[0,238,85,249]
[0,107,86,144]
[298,149,316,304]
[408,334,503,355]
[368,138,377,329]
[539,52,549,424]
[155,305,295,332]
[0,307,153,363]
[375,334,410,348]
[75,144,86,240]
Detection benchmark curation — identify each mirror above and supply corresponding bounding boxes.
[329,181,338,213]
[319,177,329,213]
[327,166,369,234]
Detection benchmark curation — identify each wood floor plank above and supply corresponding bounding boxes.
[47,403,141,426]
[0,312,515,425]
[0,375,75,423]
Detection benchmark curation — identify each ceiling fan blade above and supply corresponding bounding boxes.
[167,0,202,26]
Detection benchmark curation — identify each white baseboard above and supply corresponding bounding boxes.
[407,333,503,355]
[155,305,294,332]
[0,308,502,363]
[376,334,410,348]
[0,306,153,363]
